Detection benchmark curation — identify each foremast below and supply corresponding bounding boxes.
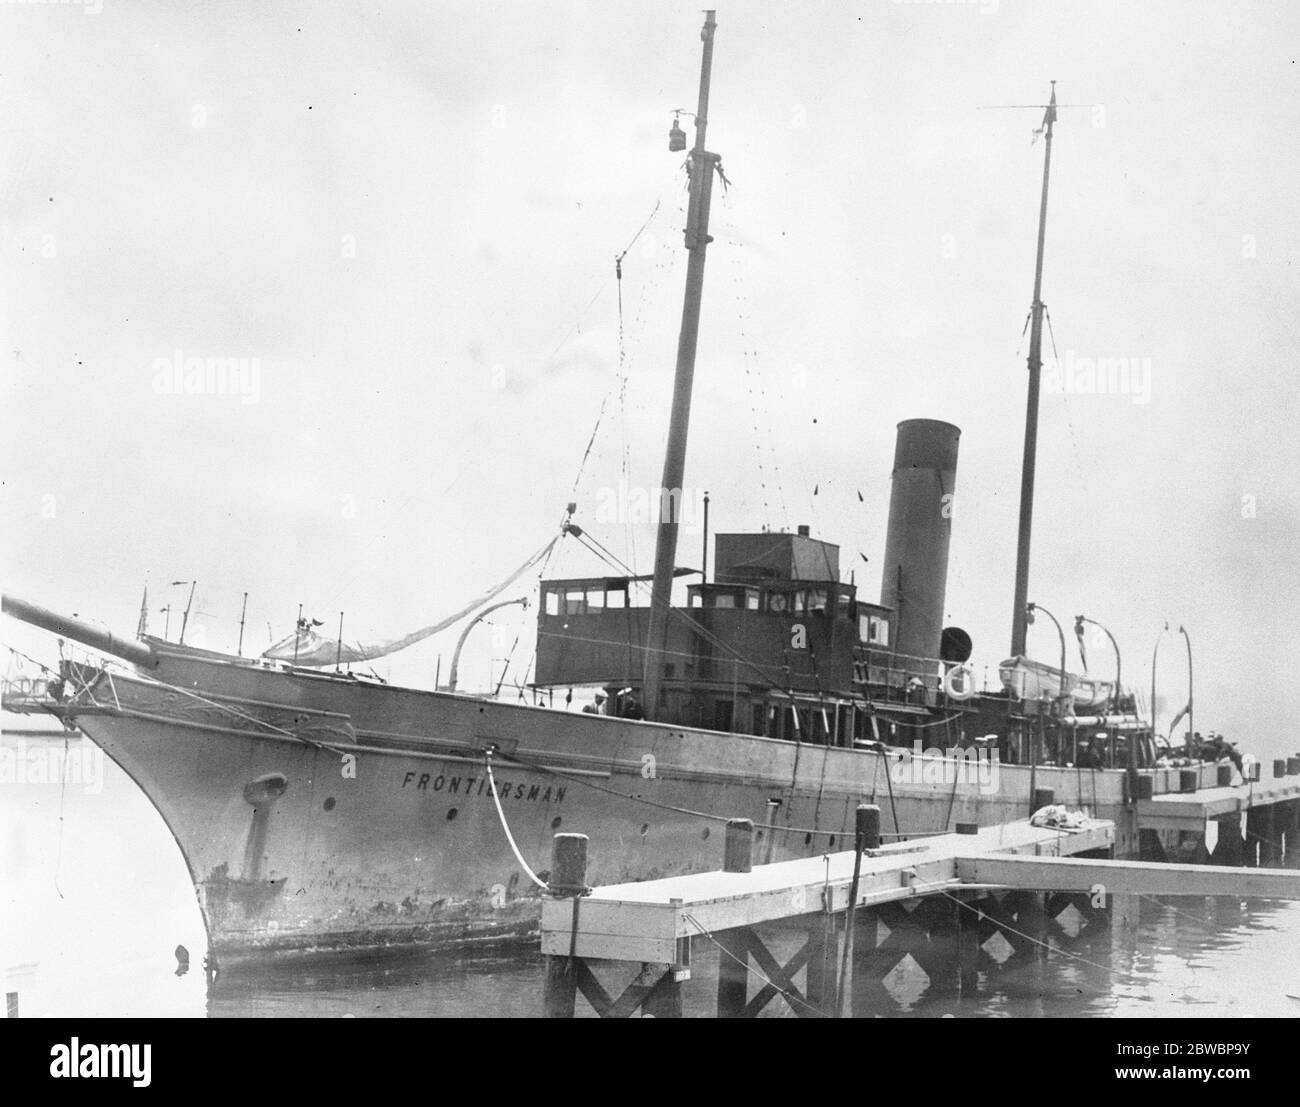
[643,11,720,719]
[1009,82,1058,658]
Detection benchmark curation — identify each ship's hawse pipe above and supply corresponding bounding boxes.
[1,593,158,669]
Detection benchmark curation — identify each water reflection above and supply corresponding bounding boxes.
[5,726,1300,1018]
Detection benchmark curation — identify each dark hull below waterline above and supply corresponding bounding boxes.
[61,653,1135,964]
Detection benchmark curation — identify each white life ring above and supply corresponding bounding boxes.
[943,663,975,701]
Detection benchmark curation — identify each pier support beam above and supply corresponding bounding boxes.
[1246,807,1276,867]
[1137,828,1168,863]
[715,819,752,1018]
[1209,814,1245,866]
[542,834,589,1019]
[804,913,837,1014]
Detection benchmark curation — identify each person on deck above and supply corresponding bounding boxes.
[583,692,606,715]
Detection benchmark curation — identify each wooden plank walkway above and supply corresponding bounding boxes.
[957,853,1300,897]
[1138,777,1300,832]
[541,818,1115,964]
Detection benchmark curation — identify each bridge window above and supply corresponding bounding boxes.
[564,590,585,615]
[606,588,626,609]
[545,591,559,616]
[713,592,736,609]
[746,589,760,610]
[586,589,605,611]
[859,614,890,645]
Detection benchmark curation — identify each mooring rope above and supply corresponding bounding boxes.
[5,643,351,757]
[483,750,549,891]
[680,912,821,1018]
[937,889,1128,981]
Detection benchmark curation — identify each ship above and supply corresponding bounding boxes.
[0,13,1227,972]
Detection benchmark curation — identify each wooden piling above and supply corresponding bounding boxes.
[642,963,683,1018]
[716,819,755,1017]
[1260,805,1279,866]
[927,897,962,998]
[834,805,879,1016]
[723,817,754,873]
[956,895,981,996]
[805,914,836,1014]
[542,833,589,1019]
[1245,808,1269,867]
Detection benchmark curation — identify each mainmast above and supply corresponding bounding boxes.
[642,11,720,720]
[1009,82,1058,658]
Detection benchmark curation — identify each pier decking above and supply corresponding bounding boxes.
[541,818,1114,965]
[541,803,1300,1017]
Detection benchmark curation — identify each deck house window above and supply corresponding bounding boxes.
[546,591,559,617]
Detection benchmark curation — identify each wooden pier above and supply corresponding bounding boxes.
[540,805,1300,1017]
[1136,762,1300,866]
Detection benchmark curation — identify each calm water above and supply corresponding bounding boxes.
[4,727,1299,1018]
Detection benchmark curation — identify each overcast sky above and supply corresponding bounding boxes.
[2,1,1297,754]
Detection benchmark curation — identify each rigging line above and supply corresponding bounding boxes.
[937,889,1134,983]
[882,740,903,840]
[496,748,839,838]
[942,751,962,832]
[731,269,789,529]
[36,648,355,757]
[483,751,549,890]
[562,534,794,691]
[1014,309,1032,359]
[1044,307,1088,489]
[614,197,663,266]
[568,391,613,498]
[53,732,68,900]
[561,195,675,512]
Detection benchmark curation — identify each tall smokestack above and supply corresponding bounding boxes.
[879,419,960,661]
